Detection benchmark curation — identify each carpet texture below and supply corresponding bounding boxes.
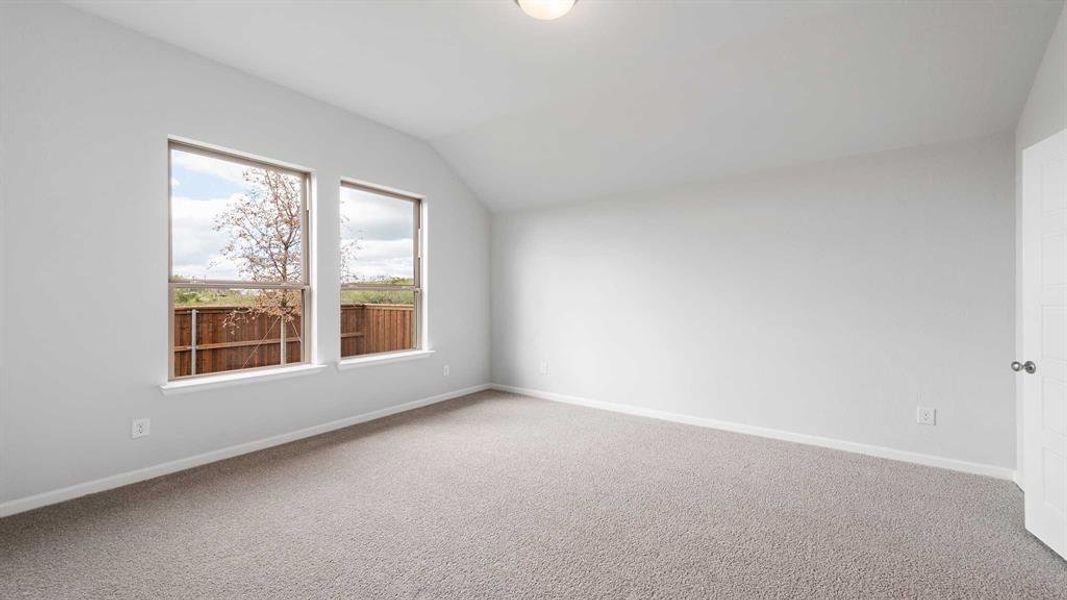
[1,390,1064,599]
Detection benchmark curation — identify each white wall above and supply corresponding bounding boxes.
[1015,2,1066,477]
[1016,3,1066,153]
[0,3,490,505]
[493,133,1016,469]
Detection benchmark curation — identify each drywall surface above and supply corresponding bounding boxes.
[1017,3,1066,152]
[0,3,490,504]
[492,133,1016,469]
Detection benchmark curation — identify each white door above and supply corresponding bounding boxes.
[1022,128,1067,559]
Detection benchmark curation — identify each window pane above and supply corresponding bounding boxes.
[173,287,303,377]
[340,290,415,358]
[340,186,415,285]
[170,147,304,284]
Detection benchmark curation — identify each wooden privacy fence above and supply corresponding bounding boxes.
[340,303,415,358]
[173,304,414,377]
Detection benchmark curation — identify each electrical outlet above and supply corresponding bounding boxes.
[539,360,548,375]
[916,407,936,426]
[443,364,451,377]
[131,418,151,439]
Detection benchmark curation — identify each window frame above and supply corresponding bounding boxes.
[339,179,423,357]
[167,140,312,381]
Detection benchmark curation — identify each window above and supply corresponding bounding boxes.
[339,182,422,358]
[168,141,310,379]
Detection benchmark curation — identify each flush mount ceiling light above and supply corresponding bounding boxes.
[514,0,577,21]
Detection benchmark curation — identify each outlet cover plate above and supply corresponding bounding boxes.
[132,418,151,439]
[916,407,936,426]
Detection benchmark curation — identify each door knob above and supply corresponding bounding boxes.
[1011,360,1037,374]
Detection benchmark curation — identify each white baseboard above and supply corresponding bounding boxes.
[2,382,1016,518]
[0,383,491,518]
[492,384,1016,482]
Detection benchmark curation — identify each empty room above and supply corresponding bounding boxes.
[1,0,1066,597]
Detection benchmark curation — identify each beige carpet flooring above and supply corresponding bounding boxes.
[1,390,1065,599]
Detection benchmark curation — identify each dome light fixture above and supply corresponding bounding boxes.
[514,0,577,21]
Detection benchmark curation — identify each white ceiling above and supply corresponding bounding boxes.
[71,0,1063,211]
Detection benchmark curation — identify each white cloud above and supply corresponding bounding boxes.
[170,194,241,281]
[357,239,415,260]
[171,149,249,186]
[342,238,414,281]
[340,187,414,241]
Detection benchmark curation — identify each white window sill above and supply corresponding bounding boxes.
[160,363,328,396]
[337,349,435,371]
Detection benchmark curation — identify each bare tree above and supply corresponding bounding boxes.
[216,168,302,282]
[340,216,362,284]
[213,168,303,335]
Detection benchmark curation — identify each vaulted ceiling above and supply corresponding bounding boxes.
[72,0,1063,210]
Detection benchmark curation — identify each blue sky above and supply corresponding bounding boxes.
[171,158,244,201]
[170,148,414,283]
